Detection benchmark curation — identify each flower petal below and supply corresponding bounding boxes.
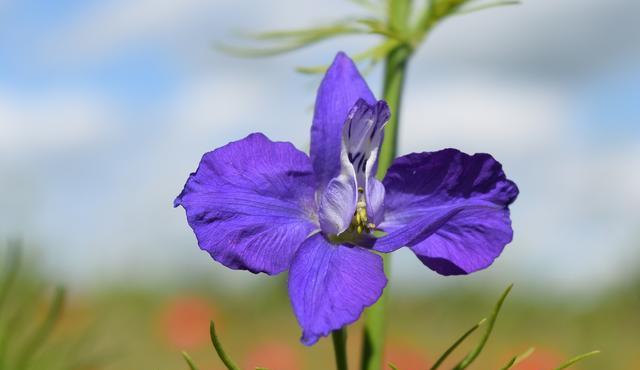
[366,177,385,226]
[175,133,318,275]
[410,206,514,275]
[311,52,375,190]
[288,234,387,345]
[374,149,518,275]
[318,174,357,235]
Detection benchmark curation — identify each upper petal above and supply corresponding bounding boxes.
[288,234,387,345]
[175,133,318,275]
[311,52,375,191]
[373,149,518,275]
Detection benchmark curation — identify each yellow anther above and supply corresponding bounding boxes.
[357,225,363,234]
[358,207,368,222]
[355,211,362,224]
[367,223,376,229]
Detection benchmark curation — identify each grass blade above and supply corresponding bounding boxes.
[455,0,520,15]
[0,242,22,313]
[210,320,240,370]
[15,286,65,370]
[429,318,486,370]
[452,284,513,370]
[182,351,200,370]
[217,24,368,58]
[552,350,600,370]
[498,347,535,370]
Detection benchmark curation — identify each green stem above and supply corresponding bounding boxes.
[332,328,349,370]
[360,41,412,370]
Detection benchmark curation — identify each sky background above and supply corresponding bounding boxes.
[0,0,639,294]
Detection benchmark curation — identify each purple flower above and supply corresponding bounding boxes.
[175,52,518,345]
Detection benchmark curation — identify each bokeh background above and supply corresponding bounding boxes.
[1,0,639,369]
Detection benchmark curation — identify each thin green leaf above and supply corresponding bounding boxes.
[347,0,381,12]
[552,350,600,370]
[0,282,44,367]
[0,241,21,312]
[452,284,513,370]
[182,351,200,370]
[218,24,370,58]
[454,0,520,15]
[247,22,364,41]
[500,356,517,370]
[210,320,240,370]
[498,348,535,370]
[332,328,349,370]
[15,286,66,370]
[429,318,486,370]
[498,347,535,370]
[296,39,400,74]
[388,363,399,370]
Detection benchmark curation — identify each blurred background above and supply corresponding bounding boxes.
[0,0,638,369]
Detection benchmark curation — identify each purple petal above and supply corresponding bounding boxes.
[366,177,385,226]
[410,206,513,275]
[374,149,518,275]
[311,52,375,190]
[288,234,387,345]
[318,174,357,235]
[175,133,318,275]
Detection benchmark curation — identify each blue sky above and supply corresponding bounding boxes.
[1,0,639,293]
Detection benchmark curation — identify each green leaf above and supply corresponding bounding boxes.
[296,39,400,74]
[552,350,600,370]
[210,320,241,370]
[389,0,412,34]
[498,347,535,370]
[182,351,200,370]
[347,0,382,12]
[332,328,349,370]
[15,286,66,370]
[429,318,486,370]
[452,284,513,370]
[454,0,520,15]
[388,363,399,370]
[218,23,370,58]
[0,241,21,311]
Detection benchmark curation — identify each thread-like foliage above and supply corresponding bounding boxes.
[0,242,105,370]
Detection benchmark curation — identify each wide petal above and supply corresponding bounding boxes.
[311,52,375,191]
[288,234,387,345]
[374,149,518,275]
[175,133,318,275]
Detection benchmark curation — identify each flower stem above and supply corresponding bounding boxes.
[361,36,412,370]
[332,328,349,370]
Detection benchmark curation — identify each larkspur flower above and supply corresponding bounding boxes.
[175,52,518,345]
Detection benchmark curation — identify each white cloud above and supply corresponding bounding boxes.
[0,90,116,162]
[168,75,270,136]
[399,77,569,155]
[40,0,353,63]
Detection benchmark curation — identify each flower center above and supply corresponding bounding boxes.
[350,187,376,234]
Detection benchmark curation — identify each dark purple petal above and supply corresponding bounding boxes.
[288,234,387,345]
[410,206,513,275]
[175,133,318,275]
[311,52,375,190]
[374,149,518,275]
